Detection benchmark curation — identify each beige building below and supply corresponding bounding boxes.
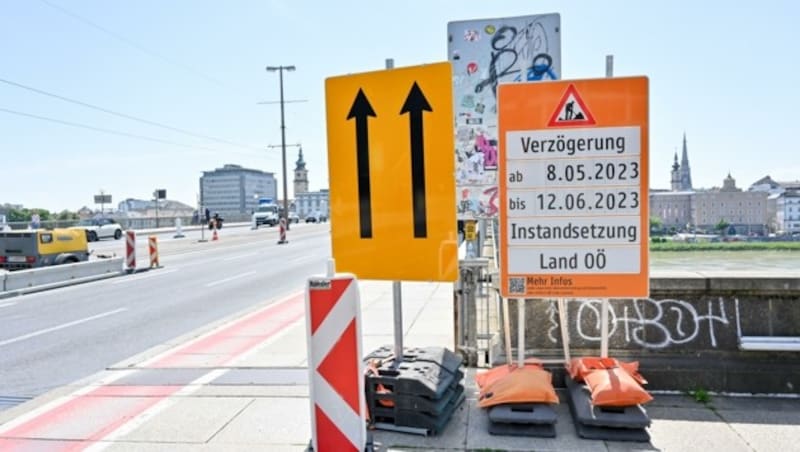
[651,135,769,234]
[650,191,693,230]
[694,174,768,234]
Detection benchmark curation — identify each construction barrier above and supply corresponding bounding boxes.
[305,273,366,452]
[278,217,287,244]
[212,222,219,241]
[2,257,124,292]
[148,235,159,268]
[125,230,136,271]
[174,218,185,238]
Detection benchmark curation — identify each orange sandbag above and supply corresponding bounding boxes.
[568,357,647,385]
[478,367,559,408]
[584,367,654,407]
[475,358,543,393]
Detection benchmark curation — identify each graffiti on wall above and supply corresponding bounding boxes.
[449,14,561,218]
[545,297,741,349]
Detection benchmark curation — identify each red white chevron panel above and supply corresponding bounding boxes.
[305,274,365,452]
[125,230,136,270]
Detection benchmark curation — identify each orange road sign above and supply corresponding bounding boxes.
[498,77,649,298]
[325,62,458,281]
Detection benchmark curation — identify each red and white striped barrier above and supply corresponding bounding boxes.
[125,230,136,271]
[305,273,365,452]
[148,235,159,268]
[278,217,288,244]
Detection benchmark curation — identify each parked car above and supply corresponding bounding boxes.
[69,217,123,242]
[305,211,328,223]
[288,212,300,224]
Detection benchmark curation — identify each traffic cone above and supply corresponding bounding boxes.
[212,227,219,241]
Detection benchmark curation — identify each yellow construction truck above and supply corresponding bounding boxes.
[0,228,89,271]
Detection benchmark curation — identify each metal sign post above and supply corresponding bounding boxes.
[384,58,404,366]
[197,194,206,243]
[393,281,403,365]
[600,55,613,358]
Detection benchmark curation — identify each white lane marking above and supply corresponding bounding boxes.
[205,270,257,288]
[0,308,128,347]
[0,302,18,308]
[222,252,259,261]
[111,268,178,284]
[289,255,325,265]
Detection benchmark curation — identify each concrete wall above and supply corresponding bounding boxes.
[508,274,800,394]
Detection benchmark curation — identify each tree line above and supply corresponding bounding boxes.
[1,207,80,222]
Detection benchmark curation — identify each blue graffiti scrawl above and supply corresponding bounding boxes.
[476,23,559,98]
[449,14,561,219]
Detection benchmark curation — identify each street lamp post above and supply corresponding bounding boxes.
[266,65,295,231]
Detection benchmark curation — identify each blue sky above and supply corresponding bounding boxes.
[1,0,798,212]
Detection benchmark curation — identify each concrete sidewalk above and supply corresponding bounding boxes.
[1,280,798,451]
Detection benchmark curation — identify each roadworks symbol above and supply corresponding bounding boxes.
[547,84,596,127]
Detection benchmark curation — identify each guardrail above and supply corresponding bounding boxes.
[0,214,256,231]
[1,258,124,295]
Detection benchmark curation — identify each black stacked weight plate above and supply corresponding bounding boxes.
[364,346,465,435]
[564,375,651,442]
[487,403,558,437]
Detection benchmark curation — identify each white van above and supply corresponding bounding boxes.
[253,202,279,228]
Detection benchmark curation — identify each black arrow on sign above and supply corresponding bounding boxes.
[400,81,432,239]
[347,88,376,239]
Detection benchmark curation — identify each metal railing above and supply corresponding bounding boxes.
[455,218,502,367]
[1,214,254,231]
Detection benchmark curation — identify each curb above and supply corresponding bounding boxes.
[0,271,124,299]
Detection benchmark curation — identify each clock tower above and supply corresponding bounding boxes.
[293,147,309,195]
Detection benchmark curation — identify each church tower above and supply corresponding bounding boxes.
[679,132,693,190]
[293,147,309,195]
[670,152,681,191]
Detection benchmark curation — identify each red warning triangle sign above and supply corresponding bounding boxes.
[547,84,596,127]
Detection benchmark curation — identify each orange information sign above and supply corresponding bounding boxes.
[498,77,649,298]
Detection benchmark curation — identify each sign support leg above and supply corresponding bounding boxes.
[557,298,571,363]
[393,280,403,366]
[517,298,525,367]
[502,297,513,367]
[600,299,609,358]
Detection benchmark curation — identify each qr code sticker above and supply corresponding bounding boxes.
[509,277,525,294]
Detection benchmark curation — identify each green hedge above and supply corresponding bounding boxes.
[650,241,800,251]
